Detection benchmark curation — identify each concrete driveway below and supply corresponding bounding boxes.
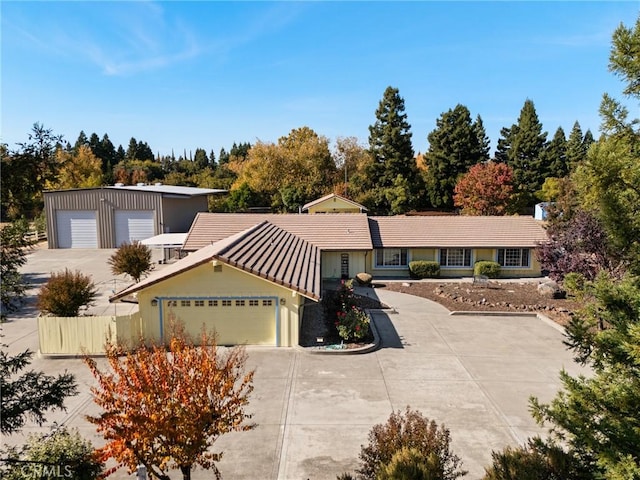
[2,247,588,479]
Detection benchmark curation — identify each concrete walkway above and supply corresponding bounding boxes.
[2,248,588,479]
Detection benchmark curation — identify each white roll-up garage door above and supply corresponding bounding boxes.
[56,210,98,248]
[115,210,155,246]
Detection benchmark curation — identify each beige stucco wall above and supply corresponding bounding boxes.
[136,262,306,347]
[308,197,363,214]
[321,251,368,279]
[368,248,542,278]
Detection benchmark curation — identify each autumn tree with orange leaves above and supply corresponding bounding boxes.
[84,326,255,480]
[453,161,514,215]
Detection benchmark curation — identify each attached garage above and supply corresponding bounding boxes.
[114,210,155,246]
[164,297,278,346]
[110,221,321,347]
[55,210,98,248]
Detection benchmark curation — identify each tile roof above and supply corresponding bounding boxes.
[302,193,368,211]
[368,216,547,248]
[183,213,372,251]
[112,221,321,301]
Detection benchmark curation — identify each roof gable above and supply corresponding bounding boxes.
[112,221,321,302]
[302,193,368,212]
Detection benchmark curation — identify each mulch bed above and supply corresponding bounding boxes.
[378,281,583,326]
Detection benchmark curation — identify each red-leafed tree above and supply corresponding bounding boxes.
[84,325,255,480]
[453,161,514,215]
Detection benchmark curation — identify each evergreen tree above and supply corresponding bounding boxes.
[366,86,420,213]
[116,145,125,162]
[498,99,548,209]
[219,147,230,165]
[193,148,209,169]
[73,130,89,154]
[424,104,489,209]
[565,121,588,167]
[544,126,568,178]
[474,114,491,159]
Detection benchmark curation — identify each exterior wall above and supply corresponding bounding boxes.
[45,188,163,248]
[368,247,542,278]
[321,251,367,279]
[308,197,363,214]
[161,196,209,233]
[136,262,305,347]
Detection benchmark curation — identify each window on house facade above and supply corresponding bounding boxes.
[180,300,191,307]
[440,248,472,267]
[235,300,245,307]
[222,300,232,307]
[167,300,177,307]
[208,300,218,307]
[249,299,259,307]
[194,300,204,307]
[497,248,530,267]
[262,299,273,307]
[375,248,408,267]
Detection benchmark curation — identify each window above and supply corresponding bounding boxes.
[440,248,472,267]
[194,300,204,307]
[497,248,530,267]
[208,300,218,307]
[180,300,191,307]
[167,300,177,307]
[222,300,232,307]
[375,248,408,267]
[262,299,273,307]
[235,300,245,307]
[249,299,259,307]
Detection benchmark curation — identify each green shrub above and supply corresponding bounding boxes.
[474,261,501,278]
[378,447,445,480]
[108,240,153,283]
[2,427,103,480]
[482,438,582,480]
[355,272,373,286]
[409,261,440,279]
[37,269,97,317]
[357,407,467,480]
[335,306,370,342]
[562,272,586,297]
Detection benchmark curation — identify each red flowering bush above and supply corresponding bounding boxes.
[335,305,370,341]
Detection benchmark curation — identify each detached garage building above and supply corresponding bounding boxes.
[44,184,225,249]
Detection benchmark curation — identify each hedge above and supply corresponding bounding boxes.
[473,261,501,278]
[409,261,440,279]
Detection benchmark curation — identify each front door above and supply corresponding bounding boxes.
[341,253,349,279]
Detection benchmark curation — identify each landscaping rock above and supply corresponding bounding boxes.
[355,272,373,286]
[538,280,564,298]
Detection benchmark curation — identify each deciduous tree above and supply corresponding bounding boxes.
[37,269,97,317]
[108,241,153,283]
[1,123,62,220]
[453,161,514,215]
[84,326,255,480]
[48,145,103,190]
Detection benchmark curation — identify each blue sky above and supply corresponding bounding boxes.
[2,1,638,158]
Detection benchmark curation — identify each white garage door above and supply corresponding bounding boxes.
[56,210,98,248]
[115,210,155,246]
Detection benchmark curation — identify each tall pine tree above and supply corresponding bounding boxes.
[424,105,490,209]
[366,86,420,214]
[543,126,568,178]
[497,99,548,209]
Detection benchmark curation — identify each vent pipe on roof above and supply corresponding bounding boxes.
[136,182,146,187]
[115,183,124,187]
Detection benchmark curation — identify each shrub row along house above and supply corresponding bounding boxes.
[110,194,547,348]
